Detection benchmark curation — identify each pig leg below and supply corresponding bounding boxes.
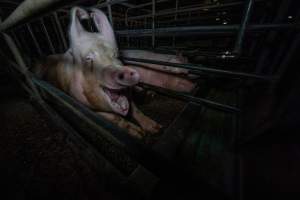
[97,112,145,139]
[131,103,162,134]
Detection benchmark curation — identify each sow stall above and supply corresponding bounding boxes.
[0,0,298,199]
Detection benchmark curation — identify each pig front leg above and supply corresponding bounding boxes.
[97,112,145,139]
[131,103,162,134]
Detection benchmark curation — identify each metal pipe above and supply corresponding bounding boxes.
[26,23,43,56]
[172,0,178,47]
[40,18,56,54]
[152,0,156,48]
[10,31,22,51]
[1,31,43,102]
[106,0,114,27]
[126,1,249,21]
[96,0,127,8]
[140,83,241,113]
[14,29,32,57]
[233,0,254,55]
[53,12,67,51]
[0,0,88,31]
[116,23,299,36]
[122,57,272,81]
[255,0,293,74]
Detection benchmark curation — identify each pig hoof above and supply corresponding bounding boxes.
[140,119,162,134]
[128,125,146,139]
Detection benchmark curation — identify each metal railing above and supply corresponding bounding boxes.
[0,1,298,197]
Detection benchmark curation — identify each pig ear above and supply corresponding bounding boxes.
[90,8,117,49]
[69,7,89,46]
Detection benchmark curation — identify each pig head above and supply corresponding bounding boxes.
[34,7,162,138]
[67,7,141,116]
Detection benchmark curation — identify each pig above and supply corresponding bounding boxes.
[121,49,189,75]
[120,50,195,93]
[33,7,162,138]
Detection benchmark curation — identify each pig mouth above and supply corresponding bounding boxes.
[103,87,129,116]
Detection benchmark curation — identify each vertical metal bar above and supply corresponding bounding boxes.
[106,0,114,27]
[233,0,254,55]
[16,28,32,57]
[255,0,292,74]
[125,7,130,47]
[172,0,179,47]
[53,12,67,50]
[10,31,22,52]
[40,18,56,54]
[152,0,156,48]
[26,23,43,56]
[2,32,43,102]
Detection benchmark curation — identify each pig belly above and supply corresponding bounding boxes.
[129,66,195,93]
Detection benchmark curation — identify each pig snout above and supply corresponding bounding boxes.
[115,67,140,86]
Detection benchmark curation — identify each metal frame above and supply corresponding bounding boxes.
[1,0,297,198]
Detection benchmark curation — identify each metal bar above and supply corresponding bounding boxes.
[255,0,293,74]
[116,23,299,36]
[152,0,156,48]
[26,23,43,56]
[140,83,240,113]
[10,31,23,52]
[40,18,56,54]
[53,12,67,50]
[126,1,249,21]
[172,0,178,47]
[97,0,127,8]
[233,0,254,55]
[30,76,172,178]
[122,57,272,81]
[1,31,43,102]
[0,0,86,32]
[106,0,114,27]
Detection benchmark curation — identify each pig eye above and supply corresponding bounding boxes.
[85,52,96,62]
[85,56,93,62]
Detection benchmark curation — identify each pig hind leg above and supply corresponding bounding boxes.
[131,103,162,134]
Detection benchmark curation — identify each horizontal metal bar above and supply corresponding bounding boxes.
[127,1,246,20]
[96,0,128,8]
[116,23,299,36]
[122,57,273,81]
[140,83,241,113]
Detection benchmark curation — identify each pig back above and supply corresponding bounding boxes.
[34,53,74,93]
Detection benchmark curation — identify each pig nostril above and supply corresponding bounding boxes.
[130,72,134,76]
[118,73,124,80]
